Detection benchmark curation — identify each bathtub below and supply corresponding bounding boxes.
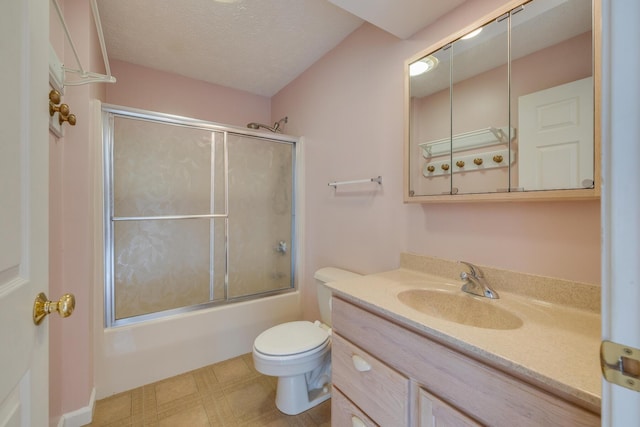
[94,291,301,398]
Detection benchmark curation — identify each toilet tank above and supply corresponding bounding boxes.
[313,267,361,326]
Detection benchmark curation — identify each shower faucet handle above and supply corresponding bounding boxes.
[275,240,287,255]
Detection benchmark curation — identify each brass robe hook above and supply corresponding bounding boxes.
[49,90,77,127]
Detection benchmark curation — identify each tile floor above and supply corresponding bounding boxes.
[83,353,331,426]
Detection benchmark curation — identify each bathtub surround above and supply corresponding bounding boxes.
[93,105,304,399]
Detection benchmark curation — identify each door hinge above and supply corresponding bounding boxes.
[601,340,640,392]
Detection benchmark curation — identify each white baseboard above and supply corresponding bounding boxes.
[57,388,95,427]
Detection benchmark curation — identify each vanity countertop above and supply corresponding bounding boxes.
[326,267,602,414]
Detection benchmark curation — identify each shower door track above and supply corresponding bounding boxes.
[112,214,227,221]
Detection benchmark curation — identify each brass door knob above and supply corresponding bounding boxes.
[441,163,450,171]
[493,155,504,163]
[456,160,465,168]
[473,158,483,165]
[426,165,435,172]
[33,292,75,325]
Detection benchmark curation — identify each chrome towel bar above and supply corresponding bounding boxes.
[328,176,382,188]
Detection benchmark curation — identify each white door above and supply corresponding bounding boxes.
[0,0,50,426]
[518,77,594,191]
[601,0,640,425]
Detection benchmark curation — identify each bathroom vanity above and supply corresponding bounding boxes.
[327,255,601,426]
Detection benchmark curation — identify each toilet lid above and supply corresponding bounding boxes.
[254,321,329,356]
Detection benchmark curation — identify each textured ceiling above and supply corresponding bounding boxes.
[96,0,464,97]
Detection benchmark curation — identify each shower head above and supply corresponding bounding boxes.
[246,116,288,133]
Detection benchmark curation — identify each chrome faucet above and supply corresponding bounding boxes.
[459,261,499,299]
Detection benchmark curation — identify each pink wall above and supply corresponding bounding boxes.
[49,0,105,423]
[272,1,601,321]
[49,0,101,425]
[106,60,271,127]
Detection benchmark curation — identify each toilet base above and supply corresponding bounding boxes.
[275,374,331,415]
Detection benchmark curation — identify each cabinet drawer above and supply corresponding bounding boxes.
[332,296,599,426]
[332,388,377,427]
[332,333,409,426]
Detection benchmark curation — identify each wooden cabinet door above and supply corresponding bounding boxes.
[419,388,482,427]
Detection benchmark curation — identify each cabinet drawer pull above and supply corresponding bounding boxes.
[351,354,372,372]
[351,415,366,427]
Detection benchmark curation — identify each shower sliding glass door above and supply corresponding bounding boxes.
[103,107,296,327]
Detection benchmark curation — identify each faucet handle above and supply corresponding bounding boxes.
[458,261,484,278]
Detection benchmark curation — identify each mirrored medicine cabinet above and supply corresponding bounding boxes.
[404,0,600,202]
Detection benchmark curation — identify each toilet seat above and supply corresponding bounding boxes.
[254,321,329,357]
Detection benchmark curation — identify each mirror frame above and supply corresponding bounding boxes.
[403,0,601,203]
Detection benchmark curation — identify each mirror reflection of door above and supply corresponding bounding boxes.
[510,0,593,191]
[518,77,594,190]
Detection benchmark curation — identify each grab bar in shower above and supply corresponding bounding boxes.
[328,176,382,188]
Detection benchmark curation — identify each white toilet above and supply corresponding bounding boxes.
[252,267,361,415]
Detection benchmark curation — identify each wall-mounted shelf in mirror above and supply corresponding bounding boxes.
[404,0,600,202]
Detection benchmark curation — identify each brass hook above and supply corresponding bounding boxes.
[50,102,70,117]
[59,113,77,126]
[48,89,76,126]
[49,89,61,104]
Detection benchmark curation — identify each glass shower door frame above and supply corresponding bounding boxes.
[102,105,297,328]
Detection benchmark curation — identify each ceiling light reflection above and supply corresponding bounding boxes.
[409,55,439,77]
[461,28,483,40]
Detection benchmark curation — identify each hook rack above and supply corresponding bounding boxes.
[422,148,514,177]
[49,90,76,127]
[419,126,515,158]
[328,176,382,188]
